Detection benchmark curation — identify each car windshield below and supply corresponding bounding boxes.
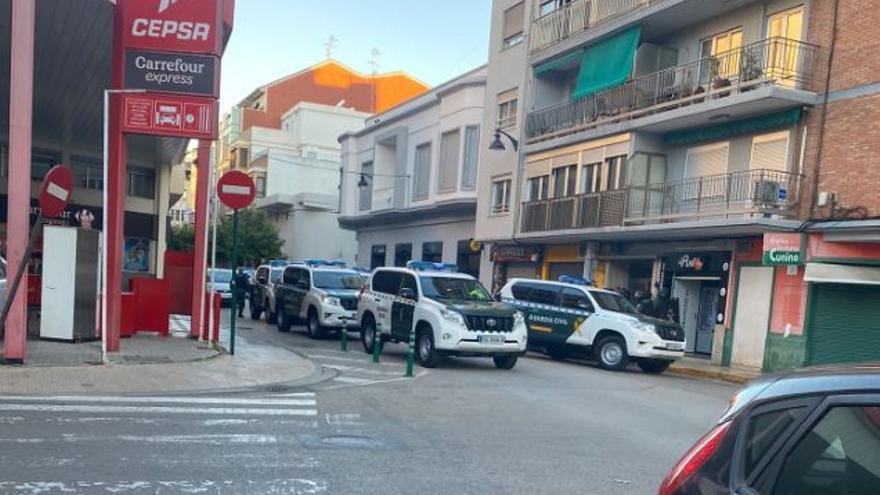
[207,269,233,284]
[313,270,364,290]
[420,276,492,302]
[590,291,638,314]
[270,269,283,283]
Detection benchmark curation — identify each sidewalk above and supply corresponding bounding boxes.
[668,356,761,385]
[0,329,318,395]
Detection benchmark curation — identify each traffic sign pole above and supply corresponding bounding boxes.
[229,209,239,356]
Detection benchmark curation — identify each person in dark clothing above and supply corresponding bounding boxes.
[233,268,250,318]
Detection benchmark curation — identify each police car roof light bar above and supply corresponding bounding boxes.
[558,274,594,286]
[305,258,348,268]
[269,259,288,267]
[406,261,459,273]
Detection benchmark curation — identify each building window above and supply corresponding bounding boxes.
[422,242,443,263]
[255,176,267,197]
[539,0,573,17]
[491,178,512,214]
[394,243,412,267]
[581,162,600,193]
[502,2,525,48]
[72,155,103,190]
[128,168,156,199]
[412,142,432,201]
[370,244,386,269]
[497,89,519,129]
[750,131,790,171]
[438,129,461,193]
[528,175,549,201]
[700,28,743,81]
[552,164,577,197]
[236,147,250,169]
[461,125,480,190]
[31,149,59,181]
[359,161,373,211]
[603,155,627,191]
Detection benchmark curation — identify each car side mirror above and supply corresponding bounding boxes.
[257,276,268,285]
[399,287,415,300]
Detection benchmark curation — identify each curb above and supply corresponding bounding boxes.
[668,365,757,385]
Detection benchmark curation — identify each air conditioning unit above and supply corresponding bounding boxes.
[754,180,782,207]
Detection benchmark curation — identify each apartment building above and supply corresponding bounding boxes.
[338,66,487,277]
[476,0,880,371]
[218,60,428,263]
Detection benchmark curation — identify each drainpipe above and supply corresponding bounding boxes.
[808,0,840,220]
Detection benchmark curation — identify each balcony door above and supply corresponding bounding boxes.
[767,7,804,85]
[684,143,729,208]
[552,164,577,197]
[700,28,743,83]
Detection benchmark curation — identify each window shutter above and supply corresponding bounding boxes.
[503,2,525,41]
[685,144,729,178]
[750,133,789,171]
[461,126,480,190]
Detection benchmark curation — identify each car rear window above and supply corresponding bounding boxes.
[744,407,808,479]
[510,282,560,306]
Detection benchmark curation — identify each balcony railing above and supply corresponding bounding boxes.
[520,169,802,233]
[530,0,653,53]
[526,37,819,142]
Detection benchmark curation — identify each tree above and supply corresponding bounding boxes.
[168,223,195,252]
[215,208,284,267]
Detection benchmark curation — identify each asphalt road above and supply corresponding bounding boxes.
[0,317,738,495]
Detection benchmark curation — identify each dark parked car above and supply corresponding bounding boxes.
[659,364,880,495]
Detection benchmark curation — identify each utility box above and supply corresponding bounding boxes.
[40,226,100,342]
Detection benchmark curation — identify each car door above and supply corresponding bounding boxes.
[559,288,594,347]
[370,270,399,334]
[254,267,268,301]
[742,395,880,495]
[391,273,417,340]
[292,268,310,318]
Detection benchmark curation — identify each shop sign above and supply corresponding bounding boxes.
[663,251,732,276]
[121,93,218,139]
[123,0,224,55]
[125,50,219,97]
[492,245,539,263]
[763,233,803,266]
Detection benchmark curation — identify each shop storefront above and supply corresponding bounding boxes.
[490,244,541,293]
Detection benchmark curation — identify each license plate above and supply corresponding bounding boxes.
[666,342,684,351]
[478,335,505,345]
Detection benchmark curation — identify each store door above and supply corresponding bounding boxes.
[732,266,774,368]
[673,279,701,353]
[695,285,720,355]
[808,283,880,366]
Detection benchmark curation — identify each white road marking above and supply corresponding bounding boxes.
[323,364,404,376]
[0,479,328,494]
[0,404,317,416]
[307,354,403,367]
[270,392,316,397]
[322,370,430,390]
[0,395,315,407]
[117,434,278,445]
[324,413,362,426]
[330,376,374,384]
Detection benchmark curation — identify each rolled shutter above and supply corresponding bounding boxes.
[750,132,789,171]
[503,2,525,41]
[808,283,880,365]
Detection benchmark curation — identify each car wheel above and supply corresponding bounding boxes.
[249,297,262,321]
[307,308,324,339]
[637,359,672,374]
[416,329,439,368]
[277,305,291,332]
[596,335,629,371]
[546,345,569,361]
[360,316,382,354]
[493,354,518,370]
[266,299,278,324]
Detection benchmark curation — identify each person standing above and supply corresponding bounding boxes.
[233,268,250,318]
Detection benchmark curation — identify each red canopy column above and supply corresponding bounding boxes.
[190,140,213,338]
[3,0,35,363]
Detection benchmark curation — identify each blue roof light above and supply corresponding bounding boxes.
[406,261,458,273]
[558,274,594,286]
[305,259,347,268]
[269,259,288,267]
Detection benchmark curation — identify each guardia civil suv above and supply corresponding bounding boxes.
[357,262,527,369]
[274,260,365,338]
[499,277,685,373]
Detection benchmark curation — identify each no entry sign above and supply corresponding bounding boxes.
[216,170,256,210]
[39,165,74,218]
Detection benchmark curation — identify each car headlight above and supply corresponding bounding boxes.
[633,321,657,334]
[513,311,525,326]
[321,294,341,307]
[440,308,465,326]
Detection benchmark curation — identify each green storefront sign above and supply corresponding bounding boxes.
[762,233,804,266]
[763,248,802,265]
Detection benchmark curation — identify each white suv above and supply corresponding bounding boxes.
[499,278,685,373]
[357,262,528,369]
[274,261,365,338]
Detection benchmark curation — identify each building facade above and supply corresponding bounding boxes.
[338,66,488,277]
[476,0,880,370]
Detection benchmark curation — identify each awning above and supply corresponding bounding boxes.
[535,49,584,77]
[805,263,880,286]
[664,108,803,146]
[572,25,641,100]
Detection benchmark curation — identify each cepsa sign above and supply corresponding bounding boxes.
[123,0,224,55]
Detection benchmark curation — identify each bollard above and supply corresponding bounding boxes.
[405,323,416,378]
[372,321,382,363]
[340,317,348,352]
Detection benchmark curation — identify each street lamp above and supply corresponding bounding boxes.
[488,128,519,152]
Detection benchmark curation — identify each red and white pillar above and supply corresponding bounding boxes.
[190,139,212,338]
[3,0,36,363]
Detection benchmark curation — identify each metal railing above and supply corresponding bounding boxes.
[526,37,819,142]
[520,169,802,233]
[530,0,653,53]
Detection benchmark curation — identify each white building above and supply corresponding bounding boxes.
[338,66,487,276]
[250,102,371,264]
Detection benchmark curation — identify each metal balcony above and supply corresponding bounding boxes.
[526,37,819,143]
[530,0,654,53]
[520,169,802,233]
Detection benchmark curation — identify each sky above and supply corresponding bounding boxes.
[219,0,492,111]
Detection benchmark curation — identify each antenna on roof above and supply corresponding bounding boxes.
[368,48,381,112]
[325,35,338,59]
